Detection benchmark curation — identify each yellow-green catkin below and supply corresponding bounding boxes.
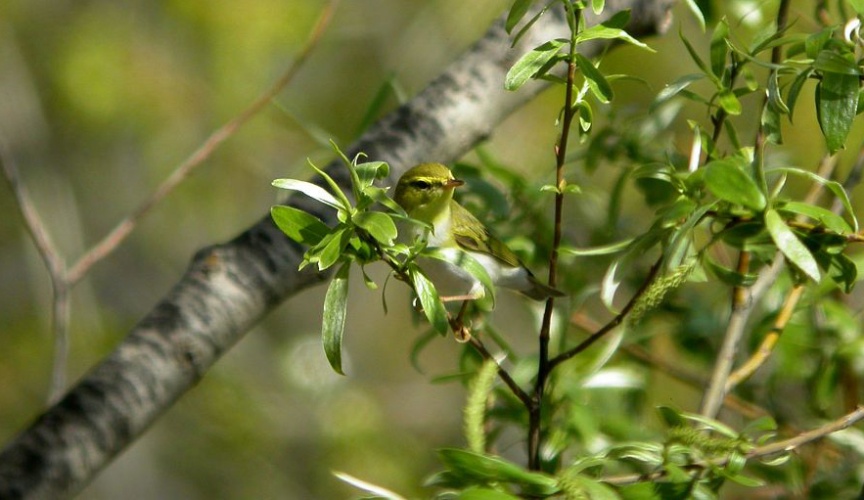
[628,263,695,325]
[464,359,498,453]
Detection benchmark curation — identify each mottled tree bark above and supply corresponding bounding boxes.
[0,1,674,497]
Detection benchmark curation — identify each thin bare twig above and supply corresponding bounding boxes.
[0,137,71,403]
[66,0,340,284]
[548,257,663,371]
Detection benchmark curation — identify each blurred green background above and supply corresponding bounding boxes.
[2,0,863,498]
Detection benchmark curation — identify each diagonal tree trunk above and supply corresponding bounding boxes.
[0,1,674,497]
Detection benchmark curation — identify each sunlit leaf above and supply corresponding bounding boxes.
[575,11,654,51]
[577,53,613,103]
[505,39,566,91]
[409,265,449,335]
[333,471,405,499]
[272,179,343,210]
[765,209,821,281]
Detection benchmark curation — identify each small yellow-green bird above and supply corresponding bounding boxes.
[394,163,564,302]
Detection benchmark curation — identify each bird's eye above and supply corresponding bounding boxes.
[412,180,432,190]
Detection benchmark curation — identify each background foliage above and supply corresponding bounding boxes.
[4,0,864,498]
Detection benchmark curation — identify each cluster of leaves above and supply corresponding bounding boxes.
[505,1,654,138]
[271,143,495,374]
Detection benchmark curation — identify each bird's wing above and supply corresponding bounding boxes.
[450,201,522,268]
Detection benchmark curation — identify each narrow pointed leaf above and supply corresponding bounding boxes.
[308,159,354,210]
[316,227,350,271]
[272,179,343,210]
[576,53,613,103]
[505,0,533,33]
[505,39,566,91]
[710,20,729,78]
[322,263,350,374]
[576,12,653,51]
[409,265,449,335]
[767,167,859,231]
[765,209,821,281]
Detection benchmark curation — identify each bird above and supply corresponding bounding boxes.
[393,162,564,303]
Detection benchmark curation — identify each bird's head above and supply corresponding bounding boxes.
[394,163,464,221]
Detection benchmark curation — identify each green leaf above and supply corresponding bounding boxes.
[322,263,350,375]
[767,166,858,231]
[560,238,634,256]
[591,0,605,15]
[717,89,742,115]
[786,68,812,121]
[679,29,714,84]
[805,28,833,59]
[355,161,389,188]
[710,20,729,78]
[272,179,344,210]
[682,0,706,31]
[353,211,398,245]
[308,159,354,211]
[817,71,859,154]
[510,5,549,47]
[409,265,449,335]
[270,205,330,246]
[437,449,559,495]
[314,227,350,271]
[505,0,533,34]
[504,39,566,91]
[765,209,821,281]
[814,50,861,75]
[575,11,654,51]
[761,101,782,145]
[778,201,852,234]
[703,255,757,287]
[703,159,766,211]
[459,488,521,500]
[576,53,613,103]
[333,471,405,500]
[652,74,706,110]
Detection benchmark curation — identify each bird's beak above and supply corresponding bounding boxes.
[445,178,464,189]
